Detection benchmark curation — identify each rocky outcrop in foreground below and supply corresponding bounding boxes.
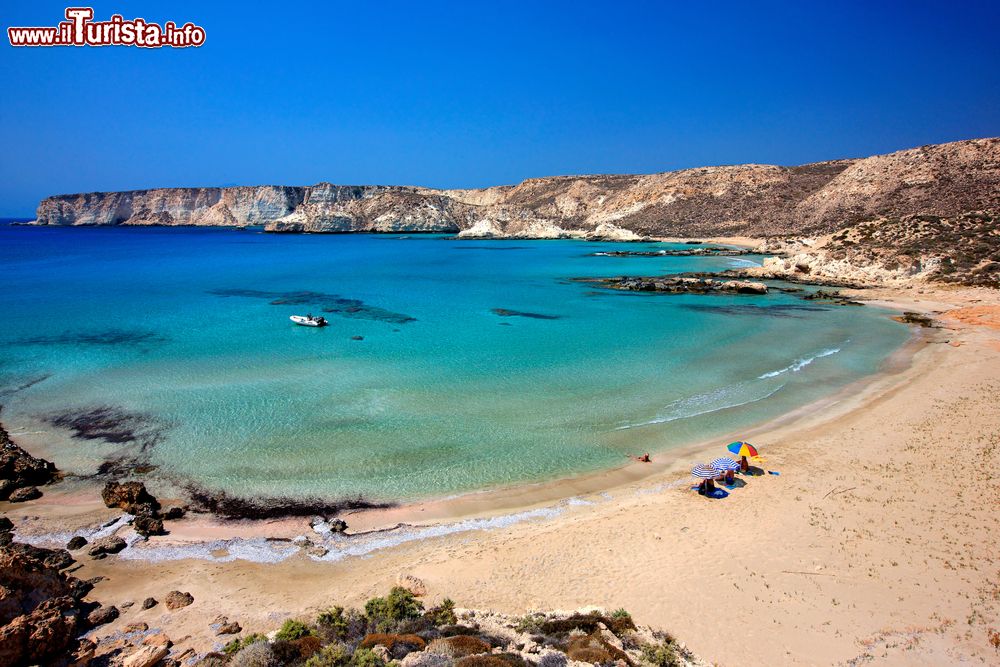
[192,586,708,667]
[33,138,1000,243]
[0,540,100,666]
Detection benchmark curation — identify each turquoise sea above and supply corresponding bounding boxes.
[0,223,909,502]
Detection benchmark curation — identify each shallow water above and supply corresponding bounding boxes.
[0,224,909,501]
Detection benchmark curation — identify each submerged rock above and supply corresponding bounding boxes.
[588,275,768,295]
[491,308,561,319]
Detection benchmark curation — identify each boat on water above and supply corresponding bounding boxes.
[290,314,328,327]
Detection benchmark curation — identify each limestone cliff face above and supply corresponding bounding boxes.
[33,138,1000,239]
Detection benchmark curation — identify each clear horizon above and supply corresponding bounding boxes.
[2,0,999,216]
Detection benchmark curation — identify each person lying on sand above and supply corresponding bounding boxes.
[630,453,652,463]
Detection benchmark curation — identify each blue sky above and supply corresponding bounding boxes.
[1,0,998,215]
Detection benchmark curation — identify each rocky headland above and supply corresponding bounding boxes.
[30,138,1000,288]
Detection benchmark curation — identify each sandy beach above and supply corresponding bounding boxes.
[4,284,1000,666]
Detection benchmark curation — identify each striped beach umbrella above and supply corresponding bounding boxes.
[691,463,717,479]
[711,457,740,472]
[727,441,759,458]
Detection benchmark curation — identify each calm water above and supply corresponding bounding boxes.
[0,224,909,501]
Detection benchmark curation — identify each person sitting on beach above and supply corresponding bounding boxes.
[724,469,736,485]
[629,453,652,463]
[740,455,749,472]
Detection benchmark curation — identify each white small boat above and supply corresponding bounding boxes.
[290,315,328,327]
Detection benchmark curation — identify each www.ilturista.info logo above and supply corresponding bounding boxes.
[7,7,205,48]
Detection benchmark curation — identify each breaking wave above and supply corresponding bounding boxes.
[757,345,843,379]
[615,381,786,431]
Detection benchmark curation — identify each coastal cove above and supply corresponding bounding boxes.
[0,224,911,508]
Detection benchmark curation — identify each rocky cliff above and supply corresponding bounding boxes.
[33,138,1000,240]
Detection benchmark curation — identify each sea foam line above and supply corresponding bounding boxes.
[615,381,786,431]
[757,346,842,379]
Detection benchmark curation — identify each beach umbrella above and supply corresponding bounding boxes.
[691,464,717,479]
[727,441,759,458]
[710,457,740,473]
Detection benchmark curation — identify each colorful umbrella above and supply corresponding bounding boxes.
[727,441,759,458]
[691,463,717,479]
[711,457,740,472]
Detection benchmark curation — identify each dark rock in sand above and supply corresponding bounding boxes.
[8,486,41,502]
[141,597,158,610]
[328,518,348,533]
[802,289,864,306]
[0,540,92,666]
[162,506,185,520]
[87,604,120,626]
[67,535,88,550]
[133,515,166,537]
[102,480,161,516]
[88,536,127,558]
[0,532,12,547]
[893,311,937,328]
[164,590,194,610]
[0,517,12,532]
[214,617,242,635]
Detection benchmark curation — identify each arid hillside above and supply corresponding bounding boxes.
[34,138,1000,239]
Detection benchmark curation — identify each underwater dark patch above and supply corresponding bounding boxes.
[452,245,531,251]
[208,288,416,324]
[679,303,830,317]
[0,374,51,398]
[18,329,166,346]
[491,308,561,320]
[45,405,166,450]
[183,483,394,520]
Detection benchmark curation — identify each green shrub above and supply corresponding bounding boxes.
[275,618,314,641]
[512,613,545,634]
[350,647,386,667]
[223,634,268,655]
[318,606,350,639]
[425,598,458,626]
[641,639,682,667]
[364,587,424,632]
[304,643,351,667]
